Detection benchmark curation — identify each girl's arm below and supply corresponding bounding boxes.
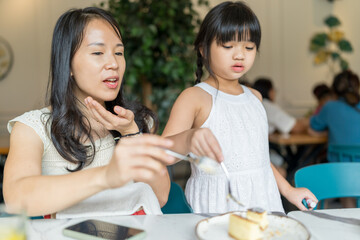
[270,163,318,210]
[164,128,224,163]
[162,87,224,163]
[4,122,174,216]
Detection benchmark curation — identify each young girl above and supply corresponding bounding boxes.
[162,1,317,213]
[4,7,176,217]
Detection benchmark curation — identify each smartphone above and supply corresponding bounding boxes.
[62,219,146,240]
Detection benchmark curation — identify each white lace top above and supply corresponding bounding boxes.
[185,83,284,213]
[7,108,162,217]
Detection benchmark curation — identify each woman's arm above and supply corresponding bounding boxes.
[4,122,174,216]
[307,127,328,137]
[4,122,109,216]
[291,118,310,134]
[145,172,170,207]
[270,163,318,210]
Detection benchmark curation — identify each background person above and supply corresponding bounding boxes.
[310,70,360,208]
[253,78,309,135]
[312,83,334,115]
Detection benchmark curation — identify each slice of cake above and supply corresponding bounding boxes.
[228,214,263,240]
[246,208,269,230]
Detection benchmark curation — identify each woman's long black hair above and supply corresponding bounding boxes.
[46,7,158,171]
[332,70,360,111]
[194,1,261,84]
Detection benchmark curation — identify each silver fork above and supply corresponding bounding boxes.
[164,150,218,174]
[220,162,245,207]
[165,149,245,207]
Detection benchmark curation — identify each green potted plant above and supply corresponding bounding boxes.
[99,0,209,132]
[310,15,353,72]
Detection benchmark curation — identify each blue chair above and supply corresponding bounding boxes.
[295,162,360,209]
[161,182,193,214]
[328,144,360,162]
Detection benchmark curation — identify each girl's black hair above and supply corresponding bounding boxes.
[332,70,360,111]
[312,83,331,101]
[194,1,261,84]
[253,78,273,100]
[46,7,158,171]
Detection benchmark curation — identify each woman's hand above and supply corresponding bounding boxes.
[187,128,224,163]
[284,186,318,211]
[85,96,139,135]
[103,134,176,189]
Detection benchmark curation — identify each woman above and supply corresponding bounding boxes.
[4,7,175,218]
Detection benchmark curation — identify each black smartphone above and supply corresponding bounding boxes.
[62,219,146,240]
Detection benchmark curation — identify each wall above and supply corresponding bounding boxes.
[0,0,359,137]
[0,0,103,136]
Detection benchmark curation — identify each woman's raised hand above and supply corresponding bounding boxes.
[188,128,224,163]
[103,134,175,189]
[85,96,139,135]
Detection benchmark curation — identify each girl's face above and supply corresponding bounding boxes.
[71,18,125,106]
[209,39,256,82]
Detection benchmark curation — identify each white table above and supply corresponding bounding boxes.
[1,209,360,239]
[288,208,360,240]
[20,214,207,240]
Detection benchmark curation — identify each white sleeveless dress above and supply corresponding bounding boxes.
[185,83,284,213]
[8,108,163,218]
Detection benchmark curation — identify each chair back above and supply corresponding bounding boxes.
[295,163,360,208]
[161,182,193,214]
[328,144,360,162]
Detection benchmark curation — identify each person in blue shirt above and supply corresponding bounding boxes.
[310,70,360,147]
[310,69,360,208]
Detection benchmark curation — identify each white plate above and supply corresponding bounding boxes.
[196,212,310,240]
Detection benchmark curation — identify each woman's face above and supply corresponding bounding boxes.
[71,18,125,106]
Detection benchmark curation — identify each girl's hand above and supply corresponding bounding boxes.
[85,97,139,135]
[103,134,176,189]
[188,128,224,163]
[285,186,318,211]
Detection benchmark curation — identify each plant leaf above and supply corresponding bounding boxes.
[311,33,328,47]
[338,39,353,52]
[314,50,329,64]
[328,30,344,43]
[331,52,340,60]
[340,58,349,70]
[325,15,341,28]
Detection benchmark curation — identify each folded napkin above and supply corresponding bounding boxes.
[56,182,162,219]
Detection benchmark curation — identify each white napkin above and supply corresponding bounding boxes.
[56,182,162,219]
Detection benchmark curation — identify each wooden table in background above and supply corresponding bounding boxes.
[0,136,10,156]
[269,133,327,146]
[269,133,328,181]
